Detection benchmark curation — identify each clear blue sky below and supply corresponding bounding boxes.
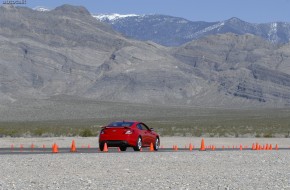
[22,0,290,23]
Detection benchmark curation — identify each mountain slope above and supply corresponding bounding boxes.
[173,33,290,105]
[95,14,290,46]
[1,5,290,109]
[0,5,209,106]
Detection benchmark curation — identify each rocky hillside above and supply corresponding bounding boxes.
[0,5,206,106]
[1,5,290,109]
[173,34,290,106]
[95,14,290,46]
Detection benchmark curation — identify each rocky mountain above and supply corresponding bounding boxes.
[173,34,290,106]
[94,14,290,46]
[0,4,206,106]
[1,4,290,110]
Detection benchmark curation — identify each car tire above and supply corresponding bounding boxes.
[99,143,104,151]
[154,138,160,151]
[133,137,142,151]
[120,146,127,151]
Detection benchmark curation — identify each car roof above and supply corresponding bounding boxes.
[113,121,140,124]
[106,121,142,127]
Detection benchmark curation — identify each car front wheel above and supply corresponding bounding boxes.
[133,137,142,151]
[99,143,104,151]
[120,146,127,151]
[154,138,160,151]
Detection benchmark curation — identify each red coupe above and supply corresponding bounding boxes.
[99,121,160,151]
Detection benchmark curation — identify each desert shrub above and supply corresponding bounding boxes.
[33,128,45,136]
[80,128,94,137]
[263,133,273,138]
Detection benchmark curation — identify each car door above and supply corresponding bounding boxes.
[137,123,149,146]
[140,123,155,145]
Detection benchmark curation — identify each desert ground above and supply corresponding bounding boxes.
[0,137,289,190]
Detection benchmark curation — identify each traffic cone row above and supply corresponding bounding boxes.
[173,145,178,151]
[252,143,276,150]
[6,139,284,153]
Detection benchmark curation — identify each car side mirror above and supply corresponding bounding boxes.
[150,128,154,131]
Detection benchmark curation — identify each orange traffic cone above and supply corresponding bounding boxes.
[150,143,154,151]
[70,140,77,152]
[175,145,178,151]
[252,143,256,150]
[31,143,34,152]
[269,144,273,150]
[103,143,108,152]
[200,138,205,151]
[189,143,193,151]
[52,143,58,153]
[275,144,278,150]
[239,144,243,151]
[265,144,269,150]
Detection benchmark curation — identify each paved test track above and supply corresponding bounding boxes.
[0,147,289,155]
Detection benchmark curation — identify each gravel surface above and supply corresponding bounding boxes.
[0,151,289,190]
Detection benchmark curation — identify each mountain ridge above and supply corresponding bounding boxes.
[94,14,290,46]
[1,5,290,110]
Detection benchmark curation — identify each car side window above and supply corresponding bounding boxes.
[137,124,143,130]
[141,124,150,130]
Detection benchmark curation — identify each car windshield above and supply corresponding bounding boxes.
[108,122,134,127]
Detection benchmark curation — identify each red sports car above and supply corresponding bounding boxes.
[99,121,160,151]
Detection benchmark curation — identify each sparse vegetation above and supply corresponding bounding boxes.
[1,100,290,138]
[80,128,94,137]
[0,107,290,138]
[0,119,102,137]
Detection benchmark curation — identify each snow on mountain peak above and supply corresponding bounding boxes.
[93,14,139,21]
[186,21,225,39]
[34,6,50,12]
[268,22,279,42]
[271,22,278,32]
